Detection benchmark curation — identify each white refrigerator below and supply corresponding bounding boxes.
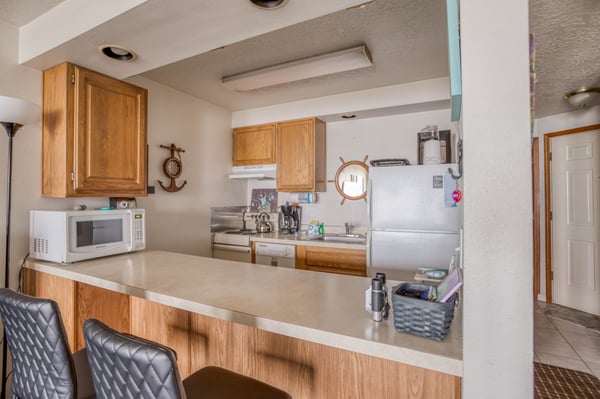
[367,164,461,280]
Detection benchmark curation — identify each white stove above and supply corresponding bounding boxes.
[211,231,254,263]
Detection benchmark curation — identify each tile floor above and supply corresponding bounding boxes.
[534,302,600,379]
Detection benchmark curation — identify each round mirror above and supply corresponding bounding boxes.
[334,156,369,204]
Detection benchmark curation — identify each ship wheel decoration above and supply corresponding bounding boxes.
[328,155,369,205]
[158,143,188,192]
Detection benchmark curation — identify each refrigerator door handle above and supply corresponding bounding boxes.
[367,178,373,229]
[366,231,372,269]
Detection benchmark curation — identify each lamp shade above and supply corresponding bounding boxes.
[0,96,40,125]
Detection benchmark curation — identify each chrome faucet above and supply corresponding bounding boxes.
[344,222,353,235]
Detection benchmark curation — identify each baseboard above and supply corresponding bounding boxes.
[537,293,547,302]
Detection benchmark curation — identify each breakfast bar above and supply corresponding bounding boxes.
[23,250,462,399]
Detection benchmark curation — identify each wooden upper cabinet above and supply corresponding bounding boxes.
[276,117,326,192]
[233,123,276,166]
[42,62,147,197]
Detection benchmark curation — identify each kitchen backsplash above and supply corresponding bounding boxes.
[246,179,368,234]
[245,211,279,231]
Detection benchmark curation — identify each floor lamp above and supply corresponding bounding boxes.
[0,96,39,399]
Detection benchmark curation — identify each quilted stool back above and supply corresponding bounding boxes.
[83,319,186,399]
[0,288,77,399]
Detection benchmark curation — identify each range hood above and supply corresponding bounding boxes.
[228,164,276,180]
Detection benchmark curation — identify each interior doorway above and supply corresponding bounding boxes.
[544,124,600,315]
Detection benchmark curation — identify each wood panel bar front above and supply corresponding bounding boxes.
[75,283,131,351]
[22,268,77,349]
[130,297,192,377]
[189,312,460,399]
[23,267,461,399]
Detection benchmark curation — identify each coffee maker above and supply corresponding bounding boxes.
[279,205,301,234]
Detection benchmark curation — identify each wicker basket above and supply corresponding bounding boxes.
[391,283,457,341]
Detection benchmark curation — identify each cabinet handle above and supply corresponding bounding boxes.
[70,172,74,181]
[71,74,75,84]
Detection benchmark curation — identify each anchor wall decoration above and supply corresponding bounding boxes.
[158,143,187,192]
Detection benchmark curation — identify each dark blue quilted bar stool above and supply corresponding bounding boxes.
[83,318,291,399]
[0,288,95,399]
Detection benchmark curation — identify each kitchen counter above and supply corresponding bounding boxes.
[251,231,366,250]
[25,250,461,377]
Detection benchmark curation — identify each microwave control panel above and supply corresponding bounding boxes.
[132,210,145,249]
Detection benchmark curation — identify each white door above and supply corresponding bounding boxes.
[551,130,600,315]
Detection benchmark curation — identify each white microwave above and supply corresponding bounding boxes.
[29,209,146,263]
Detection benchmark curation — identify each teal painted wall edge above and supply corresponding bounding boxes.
[446,0,462,122]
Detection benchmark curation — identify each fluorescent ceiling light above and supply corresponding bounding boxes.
[222,45,373,91]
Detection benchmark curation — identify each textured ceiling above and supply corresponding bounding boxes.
[0,0,64,27]
[529,0,600,117]
[142,0,447,110]
[0,0,598,117]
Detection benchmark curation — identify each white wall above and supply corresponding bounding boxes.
[231,78,450,127]
[533,105,600,300]
[126,76,245,256]
[246,109,456,233]
[460,1,533,398]
[0,20,108,292]
[536,105,600,135]
[0,20,244,297]
[0,20,43,291]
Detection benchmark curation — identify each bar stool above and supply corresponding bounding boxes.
[83,318,291,399]
[0,288,95,399]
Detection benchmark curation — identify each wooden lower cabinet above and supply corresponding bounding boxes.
[296,245,367,276]
[23,269,460,399]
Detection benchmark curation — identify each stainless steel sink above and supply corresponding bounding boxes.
[301,233,366,243]
[322,234,366,243]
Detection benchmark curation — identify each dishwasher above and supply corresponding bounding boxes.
[254,242,296,268]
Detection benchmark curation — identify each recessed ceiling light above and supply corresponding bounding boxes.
[248,0,288,9]
[98,44,137,61]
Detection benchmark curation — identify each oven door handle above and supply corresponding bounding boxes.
[212,244,251,253]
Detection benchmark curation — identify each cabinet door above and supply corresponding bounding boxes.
[74,66,147,196]
[296,246,366,276]
[42,63,74,197]
[276,118,325,192]
[233,123,276,165]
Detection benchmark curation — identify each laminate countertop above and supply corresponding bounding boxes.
[25,250,462,376]
[250,231,366,250]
